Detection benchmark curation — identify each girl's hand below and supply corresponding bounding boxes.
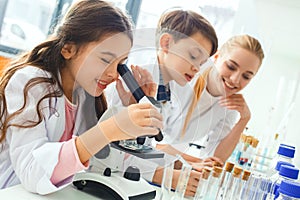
[219,94,251,121]
[203,156,224,167]
[190,156,224,172]
[172,169,201,197]
[116,65,157,106]
[101,103,163,141]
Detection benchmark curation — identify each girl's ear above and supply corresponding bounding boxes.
[159,33,173,53]
[61,43,77,59]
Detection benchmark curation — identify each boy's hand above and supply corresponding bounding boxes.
[116,65,157,106]
[189,156,223,172]
[203,156,224,167]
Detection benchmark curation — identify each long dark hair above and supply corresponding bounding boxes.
[0,0,133,143]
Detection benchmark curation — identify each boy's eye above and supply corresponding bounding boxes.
[189,47,201,60]
[190,54,196,59]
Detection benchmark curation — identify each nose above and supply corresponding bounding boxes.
[105,64,119,81]
[230,72,241,85]
[191,64,200,73]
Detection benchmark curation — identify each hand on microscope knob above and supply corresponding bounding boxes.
[116,65,157,106]
[100,103,163,141]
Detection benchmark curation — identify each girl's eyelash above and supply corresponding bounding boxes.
[227,64,235,70]
[101,58,110,64]
[120,58,128,64]
[243,75,251,80]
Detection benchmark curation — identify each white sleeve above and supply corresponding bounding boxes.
[198,110,239,158]
[5,68,68,194]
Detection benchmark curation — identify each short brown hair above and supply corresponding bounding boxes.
[156,9,218,56]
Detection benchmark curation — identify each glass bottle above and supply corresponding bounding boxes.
[277,180,300,200]
[215,162,235,199]
[266,161,295,200]
[270,165,299,199]
[267,145,295,177]
[279,143,295,150]
[205,166,223,200]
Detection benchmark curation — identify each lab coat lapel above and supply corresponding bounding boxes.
[46,96,66,141]
[73,89,98,136]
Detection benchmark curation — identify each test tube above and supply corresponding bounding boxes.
[206,166,223,199]
[231,170,251,200]
[172,155,192,200]
[223,166,243,199]
[160,161,175,200]
[194,167,211,199]
[239,173,262,200]
[216,161,235,199]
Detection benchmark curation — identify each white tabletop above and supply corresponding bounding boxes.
[0,184,101,200]
[0,184,173,200]
[0,184,194,200]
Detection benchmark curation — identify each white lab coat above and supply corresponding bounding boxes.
[106,47,176,130]
[106,48,238,181]
[162,68,239,158]
[0,66,99,194]
[105,48,179,181]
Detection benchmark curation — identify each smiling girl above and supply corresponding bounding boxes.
[0,0,162,194]
[157,34,264,163]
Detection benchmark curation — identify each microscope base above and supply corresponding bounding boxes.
[73,171,156,200]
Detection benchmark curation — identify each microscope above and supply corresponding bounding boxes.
[112,63,164,159]
[73,64,165,199]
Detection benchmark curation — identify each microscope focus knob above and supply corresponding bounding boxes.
[136,137,146,145]
[123,166,140,181]
[103,167,111,177]
[154,132,163,141]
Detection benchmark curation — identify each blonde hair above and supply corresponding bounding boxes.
[219,34,264,65]
[181,34,264,137]
[181,67,211,137]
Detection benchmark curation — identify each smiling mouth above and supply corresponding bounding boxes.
[223,78,237,89]
[97,80,108,89]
